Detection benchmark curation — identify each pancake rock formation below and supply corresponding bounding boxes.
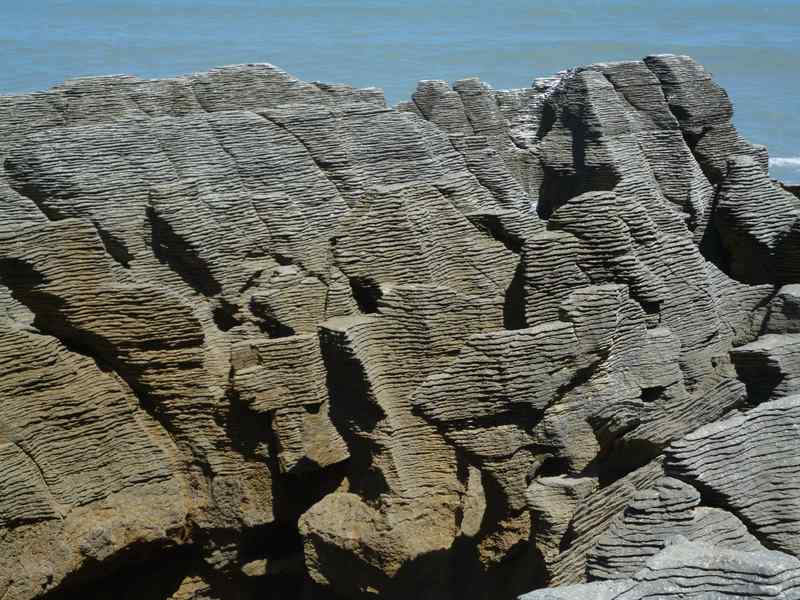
[0,54,798,600]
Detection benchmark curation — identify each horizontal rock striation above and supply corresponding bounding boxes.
[520,539,800,600]
[0,54,797,600]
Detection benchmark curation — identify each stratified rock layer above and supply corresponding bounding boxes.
[0,54,797,600]
[520,540,800,600]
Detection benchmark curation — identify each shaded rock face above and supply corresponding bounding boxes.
[0,54,797,600]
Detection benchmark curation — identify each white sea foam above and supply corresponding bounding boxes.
[770,157,800,169]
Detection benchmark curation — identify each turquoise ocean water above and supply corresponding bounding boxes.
[2,0,798,182]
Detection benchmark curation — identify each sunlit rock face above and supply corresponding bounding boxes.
[0,54,798,600]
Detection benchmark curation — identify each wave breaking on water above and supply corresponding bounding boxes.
[770,156,800,169]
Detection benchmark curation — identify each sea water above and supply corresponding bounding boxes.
[1,0,798,182]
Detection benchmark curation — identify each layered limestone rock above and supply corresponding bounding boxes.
[666,396,800,557]
[0,54,798,600]
[586,477,762,580]
[520,540,800,600]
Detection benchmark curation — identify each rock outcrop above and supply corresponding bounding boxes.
[0,54,797,600]
[521,539,800,600]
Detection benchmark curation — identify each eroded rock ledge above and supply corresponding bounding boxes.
[0,54,798,600]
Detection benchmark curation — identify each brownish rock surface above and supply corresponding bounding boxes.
[0,55,798,600]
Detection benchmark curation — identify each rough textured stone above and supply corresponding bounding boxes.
[0,54,798,600]
[587,477,762,580]
[666,396,800,558]
[732,334,800,402]
[712,155,800,284]
[520,539,800,600]
[766,284,800,334]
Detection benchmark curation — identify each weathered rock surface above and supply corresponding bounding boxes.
[587,477,762,580]
[666,396,800,557]
[520,539,800,600]
[0,54,797,599]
